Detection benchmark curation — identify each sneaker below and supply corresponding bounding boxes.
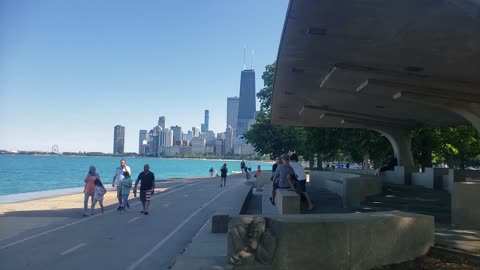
[116,206,121,211]
[140,210,145,214]
[269,197,275,205]
[144,211,149,215]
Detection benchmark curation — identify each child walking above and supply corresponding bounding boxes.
[121,171,132,211]
[91,179,107,215]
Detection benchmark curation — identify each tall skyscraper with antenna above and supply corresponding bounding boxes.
[201,110,209,133]
[236,48,256,136]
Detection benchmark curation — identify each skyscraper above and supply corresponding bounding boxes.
[113,125,125,154]
[171,125,183,146]
[158,116,166,129]
[152,126,162,156]
[201,110,209,133]
[224,125,234,155]
[138,130,147,154]
[159,128,173,147]
[236,69,256,136]
[227,96,239,131]
[192,127,200,137]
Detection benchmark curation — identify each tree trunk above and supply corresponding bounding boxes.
[362,153,370,169]
[309,159,314,170]
[317,153,323,170]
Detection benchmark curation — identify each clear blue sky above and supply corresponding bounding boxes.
[0,0,289,153]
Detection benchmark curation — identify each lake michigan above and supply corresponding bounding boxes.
[0,155,271,196]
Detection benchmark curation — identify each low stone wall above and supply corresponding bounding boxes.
[443,169,480,193]
[309,171,382,208]
[411,168,448,189]
[335,168,379,176]
[254,173,272,189]
[228,211,434,270]
[452,181,480,229]
[382,166,406,185]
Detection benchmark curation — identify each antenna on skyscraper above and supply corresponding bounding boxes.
[243,45,246,70]
[251,49,255,69]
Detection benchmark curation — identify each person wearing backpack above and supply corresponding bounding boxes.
[220,163,228,187]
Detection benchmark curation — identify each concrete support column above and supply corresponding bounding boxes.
[375,128,416,184]
[375,128,415,168]
[450,104,480,134]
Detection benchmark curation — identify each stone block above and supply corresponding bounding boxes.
[276,189,300,214]
[452,181,480,229]
[350,211,434,270]
[382,166,406,185]
[270,216,350,270]
[212,214,230,233]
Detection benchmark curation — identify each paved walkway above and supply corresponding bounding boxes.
[0,174,250,270]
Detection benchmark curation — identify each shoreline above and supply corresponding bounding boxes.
[0,175,225,216]
[0,176,215,204]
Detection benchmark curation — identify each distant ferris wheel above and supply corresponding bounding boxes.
[52,145,59,154]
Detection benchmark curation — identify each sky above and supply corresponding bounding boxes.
[0,0,289,153]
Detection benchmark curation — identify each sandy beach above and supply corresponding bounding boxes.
[0,176,218,215]
[0,186,168,215]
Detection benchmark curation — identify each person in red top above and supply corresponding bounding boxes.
[83,165,99,216]
[254,165,262,178]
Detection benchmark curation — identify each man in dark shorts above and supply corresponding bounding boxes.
[134,164,155,215]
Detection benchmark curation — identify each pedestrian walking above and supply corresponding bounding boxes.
[112,159,131,211]
[91,179,107,215]
[220,163,228,187]
[121,171,132,211]
[83,165,99,216]
[134,164,155,215]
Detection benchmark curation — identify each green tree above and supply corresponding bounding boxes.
[411,128,442,171]
[256,62,276,114]
[438,125,480,169]
[298,127,341,169]
[338,129,392,168]
[245,111,303,159]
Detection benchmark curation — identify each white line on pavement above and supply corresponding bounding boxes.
[0,179,209,250]
[162,203,170,207]
[126,182,241,270]
[60,243,86,256]
[128,217,141,223]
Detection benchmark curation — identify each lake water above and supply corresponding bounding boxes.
[0,155,271,196]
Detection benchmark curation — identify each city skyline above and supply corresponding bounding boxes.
[0,1,289,153]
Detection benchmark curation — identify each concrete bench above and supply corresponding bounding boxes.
[275,189,300,214]
[228,211,434,270]
[309,171,382,208]
[411,167,449,189]
[452,181,480,229]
